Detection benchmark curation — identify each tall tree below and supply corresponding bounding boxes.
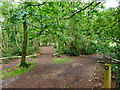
[20,12,28,67]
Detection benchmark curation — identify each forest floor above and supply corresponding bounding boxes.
[2,46,116,88]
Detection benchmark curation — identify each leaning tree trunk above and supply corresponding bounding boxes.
[19,14,28,68]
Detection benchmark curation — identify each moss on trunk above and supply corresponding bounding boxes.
[19,13,28,68]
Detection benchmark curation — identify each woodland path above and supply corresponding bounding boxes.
[2,46,100,88]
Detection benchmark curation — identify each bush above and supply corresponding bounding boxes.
[57,43,80,56]
[80,42,97,55]
[57,40,97,56]
[3,45,39,57]
[63,47,80,56]
[3,47,22,57]
[26,46,38,55]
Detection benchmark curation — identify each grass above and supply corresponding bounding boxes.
[53,57,74,64]
[1,61,36,79]
[63,86,70,88]
[99,68,104,71]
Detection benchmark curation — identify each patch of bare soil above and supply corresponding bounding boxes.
[2,46,115,88]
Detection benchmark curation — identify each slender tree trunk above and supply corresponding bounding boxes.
[0,26,2,58]
[86,37,90,52]
[19,14,28,67]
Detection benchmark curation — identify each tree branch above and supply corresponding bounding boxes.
[109,22,118,29]
[27,23,48,35]
[88,2,101,15]
[27,2,46,6]
[63,2,95,19]
[27,23,41,29]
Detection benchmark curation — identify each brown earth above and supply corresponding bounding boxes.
[2,46,116,88]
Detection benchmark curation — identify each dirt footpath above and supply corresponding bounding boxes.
[2,46,99,88]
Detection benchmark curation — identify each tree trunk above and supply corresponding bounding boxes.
[19,14,28,68]
[0,26,2,58]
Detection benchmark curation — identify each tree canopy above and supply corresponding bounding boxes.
[1,0,119,68]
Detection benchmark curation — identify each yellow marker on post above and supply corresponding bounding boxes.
[104,63,111,88]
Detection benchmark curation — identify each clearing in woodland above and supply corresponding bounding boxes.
[2,46,108,88]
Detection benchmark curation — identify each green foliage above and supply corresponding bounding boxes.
[60,47,80,56]
[3,46,38,57]
[26,46,38,55]
[1,1,119,87]
[57,36,97,56]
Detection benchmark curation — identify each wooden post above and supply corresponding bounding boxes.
[104,64,111,88]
